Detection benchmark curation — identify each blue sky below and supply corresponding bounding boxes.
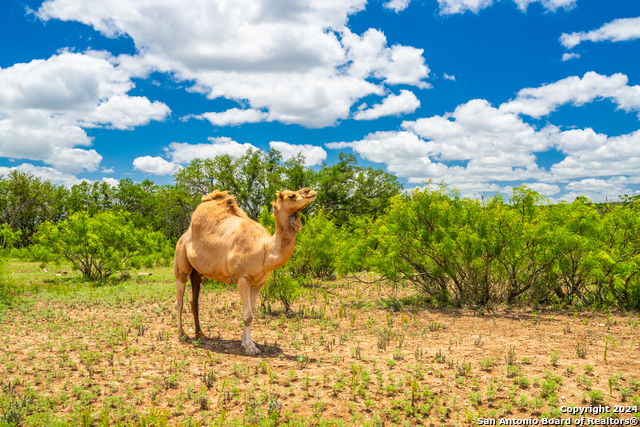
[1,0,640,201]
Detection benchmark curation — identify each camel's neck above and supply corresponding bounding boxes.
[263,212,301,271]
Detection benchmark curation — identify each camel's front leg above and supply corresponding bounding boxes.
[238,277,261,356]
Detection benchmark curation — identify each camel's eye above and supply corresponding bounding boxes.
[289,194,296,199]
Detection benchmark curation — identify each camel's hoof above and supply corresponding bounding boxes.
[243,342,261,356]
[178,331,189,342]
[195,331,207,339]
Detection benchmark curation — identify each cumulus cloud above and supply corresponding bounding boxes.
[354,90,420,120]
[132,156,182,175]
[550,129,640,180]
[443,73,456,81]
[166,137,258,164]
[559,177,638,202]
[36,0,430,128]
[525,183,561,195]
[500,72,640,119]
[0,163,87,187]
[189,108,269,127]
[436,0,493,15]
[384,0,411,12]
[560,16,640,49]
[269,141,327,166]
[327,72,640,200]
[562,52,580,61]
[435,0,576,15]
[512,0,576,12]
[102,177,119,186]
[0,50,170,173]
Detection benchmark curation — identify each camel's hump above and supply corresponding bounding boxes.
[200,190,249,219]
[201,190,232,203]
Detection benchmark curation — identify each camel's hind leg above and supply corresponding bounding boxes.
[174,234,193,339]
[190,270,206,339]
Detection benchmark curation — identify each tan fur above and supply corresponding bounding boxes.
[173,187,317,355]
[200,190,249,219]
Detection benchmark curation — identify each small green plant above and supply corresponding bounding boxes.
[576,338,588,358]
[198,393,208,410]
[0,392,32,426]
[478,357,495,371]
[584,365,594,375]
[469,391,482,406]
[297,354,309,368]
[517,395,529,408]
[566,366,575,376]
[517,376,530,389]
[550,350,560,366]
[506,364,520,378]
[392,349,404,361]
[588,389,605,405]
[539,379,558,399]
[202,371,217,389]
[577,375,593,389]
[474,335,484,347]
[505,346,516,366]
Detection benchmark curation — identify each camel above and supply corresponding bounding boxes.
[173,187,316,355]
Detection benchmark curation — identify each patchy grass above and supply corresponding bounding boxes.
[1,262,640,426]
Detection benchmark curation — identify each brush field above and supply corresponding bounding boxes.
[2,262,640,426]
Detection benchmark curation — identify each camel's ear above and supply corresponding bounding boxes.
[277,191,284,201]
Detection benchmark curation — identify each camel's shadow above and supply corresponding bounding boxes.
[179,336,315,362]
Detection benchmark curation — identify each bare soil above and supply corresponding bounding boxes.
[1,263,640,426]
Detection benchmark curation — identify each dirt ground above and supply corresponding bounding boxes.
[1,263,640,426]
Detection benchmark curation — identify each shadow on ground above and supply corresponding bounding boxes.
[178,336,317,362]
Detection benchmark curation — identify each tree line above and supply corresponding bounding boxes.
[0,149,402,249]
[2,148,640,310]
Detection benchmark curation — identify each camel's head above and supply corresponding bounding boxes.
[273,188,317,214]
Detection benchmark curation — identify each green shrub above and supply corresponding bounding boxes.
[34,211,168,280]
[260,268,306,313]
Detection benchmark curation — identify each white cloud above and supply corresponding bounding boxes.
[443,73,456,81]
[102,177,119,186]
[0,163,87,187]
[562,52,580,61]
[327,72,640,201]
[559,177,637,202]
[36,0,430,128]
[166,137,258,164]
[560,16,640,49]
[437,0,493,15]
[550,128,640,180]
[512,0,576,12]
[269,141,327,167]
[500,72,640,119]
[132,156,182,175]
[384,0,411,12]
[191,108,269,127]
[354,90,420,120]
[0,50,170,173]
[436,0,576,15]
[525,183,561,195]
[101,167,114,173]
